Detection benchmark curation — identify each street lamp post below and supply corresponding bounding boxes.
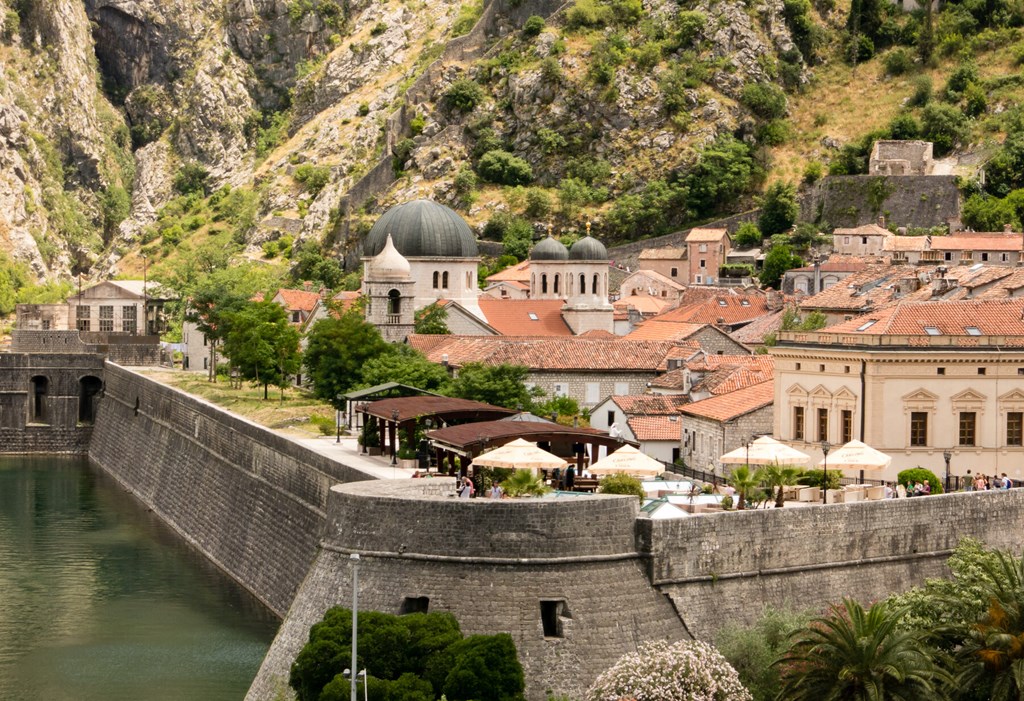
[821,440,831,504]
[350,553,360,701]
[391,409,400,466]
[943,449,952,493]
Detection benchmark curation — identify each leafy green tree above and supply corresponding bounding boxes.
[685,136,758,218]
[0,252,31,316]
[921,103,968,157]
[962,193,1021,231]
[758,182,798,237]
[598,473,645,501]
[305,306,392,408]
[222,301,302,399]
[759,244,804,290]
[359,345,451,393]
[605,179,688,239]
[741,83,788,120]
[501,218,534,260]
[448,362,537,409]
[100,185,131,241]
[897,467,942,494]
[443,78,486,113]
[414,303,450,335]
[985,129,1024,197]
[173,162,209,196]
[775,599,950,701]
[440,634,525,701]
[477,150,533,186]
[718,606,813,701]
[733,222,763,249]
[184,263,283,381]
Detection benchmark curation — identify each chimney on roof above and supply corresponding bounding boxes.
[878,215,886,228]
[441,353,449,368]
[303,280,313,292]
[765,289,783,311]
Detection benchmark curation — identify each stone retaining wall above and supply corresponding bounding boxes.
[88,363,371,615]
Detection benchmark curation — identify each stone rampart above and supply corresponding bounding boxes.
[88,363,371,615]
[0,352,104,453]
[247,480,684,701]
[639,490,1024,640]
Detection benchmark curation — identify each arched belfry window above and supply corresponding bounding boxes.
[432,271,439,289]
[30,376,48,423]
[442,271,449,288]
[553,274,560,295]
[579,273,587,294]
[541,274,548,294]
[593,274,599,296]
[388,289,401,316]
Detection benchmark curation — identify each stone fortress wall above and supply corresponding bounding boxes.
[87,362,370,615]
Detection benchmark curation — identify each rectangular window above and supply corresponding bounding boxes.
[585,383,600,405]
[553,383,568,398]
[699,244,708,253]
[614,382,629,396]
[699,259,706,268]
[670,267,678,277]
[606,411,615,426]
[99,305,114,333]
[540,600,566,638]
[978,367,987,375]
[122,305,137,334]
[959,412,976,446]
[841,410,853,443]
[982,252,990,261]
[400,597,429,614]
[1009,412,1023,447]
[937,367,945,375]
[817,408,828,442]
[76,305,90,332]
[793,406,805,441]
[910,412,928,446]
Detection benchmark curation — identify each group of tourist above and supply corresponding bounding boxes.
[964,471,1013,491]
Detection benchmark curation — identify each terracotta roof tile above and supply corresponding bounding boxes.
[274,288,321,312]
[627,415,684,441]
[685,355,774,373]
[834,223,891,237]
[638,247,686,260]
[883,236,929,252]
[476,299,573,336]
[824,298,1024,335]
[408,335,701,371]
[621,269,687,291]
[730,309,786,344]
[789,258,869,273]
[612,395,689,415]
[680,381,774,422]
[614,296,675,316]
[685,228,729,243]
[798,265,915,312]
[653,293,769,325]
[931,233,1024,252]
[485,259,532,283]
[624,321,707,341]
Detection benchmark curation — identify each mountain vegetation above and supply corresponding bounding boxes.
[0,0,1022,305]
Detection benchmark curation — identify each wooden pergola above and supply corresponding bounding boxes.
[356,396,517,464]
[426,417,639,476]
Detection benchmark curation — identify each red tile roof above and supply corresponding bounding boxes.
[624,321,707,341]
[614,296,675,316]
[407,335,702,371]
[477,299,573,336]
[685,355,774,373]
[653,294,769,325]
[628,415,684,441]
[680,381,774,422]
[686,228,729,243]
[834,223,890,237]
[730,309,786,345]
[789,258,869,273]
[485,259,532,283]
[274,288,321,312]
[824,298,1024,335]
[638,247,686,260]
[612,395,689,415]
[931,233,1024,252]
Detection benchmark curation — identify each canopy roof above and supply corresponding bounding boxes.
[358,396,516,424]
[426,419,635,457]
[719,436,810,466]
[818,439,891,471]
[589,444,665,477]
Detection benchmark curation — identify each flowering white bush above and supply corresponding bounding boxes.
[586,640,753,701]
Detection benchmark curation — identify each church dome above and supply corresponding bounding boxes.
[369,234,412,280]
[364,199,478,258]
[569,236,608,261]
[530,235,569,261]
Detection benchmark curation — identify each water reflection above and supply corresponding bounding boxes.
[0,456,279,701]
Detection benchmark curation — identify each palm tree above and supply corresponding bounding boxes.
[728,465,761,510]
[776,598,949,701]
[501,468,551,497]
[951,551,1024,700]
[760,464,802,508]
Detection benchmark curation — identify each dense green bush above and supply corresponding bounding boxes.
[921,102,968,156]
[733,222,763,248]
[293,164,330,196]
[598,473,646,501]
[477,150,533,185]
[685,136,758,218]
[883,47,913,75]
[443,78,486,113]
[758,182,798,237]
[523,15,545,36]
[897,467,943,494]
[797,468,841,491]
[173,162,210,196]
[740,83,788,120]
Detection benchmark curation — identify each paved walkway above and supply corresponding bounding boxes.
[291,435,422,481]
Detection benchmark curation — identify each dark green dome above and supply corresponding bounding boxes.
[569,236,608,261]
[365,200,478,258]
[530,236,569,261]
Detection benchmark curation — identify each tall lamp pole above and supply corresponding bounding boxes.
[821,440,831,504]
[350,553,360,701]
[943,449,952,493]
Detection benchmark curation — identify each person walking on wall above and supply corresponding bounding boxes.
[565,465,576,491]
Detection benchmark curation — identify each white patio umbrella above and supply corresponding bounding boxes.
[817,440,891,472]
[718,435,811,466]
[471,438,568,472]
[589,445,665,478]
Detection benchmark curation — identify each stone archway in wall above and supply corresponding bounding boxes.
[79,376,104,424]
[29,375,48,424]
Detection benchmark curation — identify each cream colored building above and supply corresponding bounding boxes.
[771,298,1024,483]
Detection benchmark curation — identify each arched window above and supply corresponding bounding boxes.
[542,274,548,294]
[388,289,401,316]
[30,376,48,423]
[593,274,600,296]
[553,274,560,295]
[442,271,449,288]
[79,376,103,423]
[432,271,439,289]
[579,273,586,294]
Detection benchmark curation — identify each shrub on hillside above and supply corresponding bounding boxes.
[477,150,533,186]
[443,78,485,113]
[740,82,788,121]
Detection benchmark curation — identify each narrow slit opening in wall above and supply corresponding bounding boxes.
[400,596,429,615]
[540,600,569,638]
